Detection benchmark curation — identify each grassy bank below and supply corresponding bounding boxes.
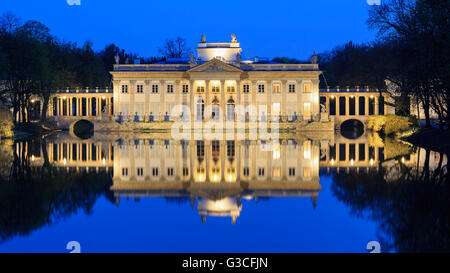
[403,127,450,154]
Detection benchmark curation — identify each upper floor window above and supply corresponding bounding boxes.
[167,168,174,176]
[167,84,174,93]
[243,167,249,176]
[182,84,189,94]
[122,168,128,176]
[152,168,159,176]
[152,84,159,93]
[243,84,250,93]
[304,83,311,93]
[197,86,205,93]
[273,84,280,94]
[212,85,220,93]
[136,85,143,93]
[137,168,144,176]
[227,86,235,93]
[289,84,296,93]
[258,84,265,93]
[121,85,128,93]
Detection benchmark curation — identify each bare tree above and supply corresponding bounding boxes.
[158,37,191,59]
[0,12,22,33]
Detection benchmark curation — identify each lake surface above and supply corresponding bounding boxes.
[0,131,448,253]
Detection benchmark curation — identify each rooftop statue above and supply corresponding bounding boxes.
[310,51,317,64]
[114,54,120,64]
[231,33,237,43]
[201,33,206,43]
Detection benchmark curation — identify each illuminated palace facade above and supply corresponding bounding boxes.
[110,34,321,122]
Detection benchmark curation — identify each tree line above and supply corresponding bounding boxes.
[317,0,449,129]
[0,12,184,124]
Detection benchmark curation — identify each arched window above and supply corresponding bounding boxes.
[196,98,205,121]
[227,98,235,121]
[212,97,220,121]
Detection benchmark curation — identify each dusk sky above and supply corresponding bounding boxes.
[1,0,377,60]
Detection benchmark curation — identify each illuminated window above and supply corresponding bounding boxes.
[227,86,235,93]
[182,84,189,93]
[136,85,143,93]
[304,83,311,93]
[243,84,250,93]
[121,85,128,93]
[167,84,174,93]
[197,86,205,93]
[289,84,296,93]
[273,167,281,177]
[303,167,311,177]
[273,84,280,94]
[303,141,311,159]
[212,85,220,93]
[152,85,159,93]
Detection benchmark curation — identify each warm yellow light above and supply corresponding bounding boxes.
[370,158,374,166]
[62,96,67,99]
[31,99,35,103]
[331,95,335,99]
[331,159,335,165]
[350,159,354,166]
[401,157,405,164]
[63,158,67,165]
[102,158,106,165]
[370,95,374,99]
[31,155,35,161]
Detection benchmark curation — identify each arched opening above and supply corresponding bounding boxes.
[359,97,366,115]
[212,96,220,121]
[340,119,364,139]
[339,97,346,116]
[329,97,336,115]
[72,120,94,139]
[196,98,205,121]
[227,98,235,121]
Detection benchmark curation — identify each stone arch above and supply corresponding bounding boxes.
[69,119,94,139]
[340,119,365,139]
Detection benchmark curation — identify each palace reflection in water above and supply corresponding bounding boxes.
[1,132,449,252]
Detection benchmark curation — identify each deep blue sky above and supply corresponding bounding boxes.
[1,0,376,60]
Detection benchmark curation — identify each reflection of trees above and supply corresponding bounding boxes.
[0,138,115,243]
[331,150,450,252]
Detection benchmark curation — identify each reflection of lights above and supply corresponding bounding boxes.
[198,174,204,182]
[63,158,67,165]
[213,174,219,182]
[370,158,374,166]
[227,174,233,182]
[273,143,280,160]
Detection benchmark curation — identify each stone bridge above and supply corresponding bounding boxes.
[319,88,393,130]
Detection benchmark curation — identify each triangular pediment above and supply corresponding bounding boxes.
[188,59,242,73]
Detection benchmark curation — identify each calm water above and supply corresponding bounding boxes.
[0,131,448,253]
